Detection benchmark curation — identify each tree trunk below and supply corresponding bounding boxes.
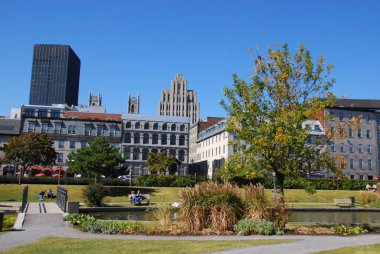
[276,173,285,197]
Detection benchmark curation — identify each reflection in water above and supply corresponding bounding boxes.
[290,211,380,225]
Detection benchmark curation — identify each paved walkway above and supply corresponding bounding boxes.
[0,213,379,253]
[25,202,63,214]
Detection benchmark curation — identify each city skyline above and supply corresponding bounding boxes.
[0,1,379,117]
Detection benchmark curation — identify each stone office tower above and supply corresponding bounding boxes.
[128,93,140,114]
[29,44,81,106]
[158,74,200,125]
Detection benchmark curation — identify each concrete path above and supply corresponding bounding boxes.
[0,214,379,253]
[25,202,63,214]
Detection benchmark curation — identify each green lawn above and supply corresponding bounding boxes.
[0,184,369,207]
[0,237,294,254]
[314,244,380,254]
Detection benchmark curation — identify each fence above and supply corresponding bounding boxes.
[56,186,68,212]
[20,185,28,212]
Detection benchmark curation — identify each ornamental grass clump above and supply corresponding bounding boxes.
[153,204,174,229]
[178,182,244,232]
[244,183,289,229]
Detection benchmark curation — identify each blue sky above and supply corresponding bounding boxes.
[0,0,379,117]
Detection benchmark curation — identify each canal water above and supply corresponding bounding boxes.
[83,210,380,225]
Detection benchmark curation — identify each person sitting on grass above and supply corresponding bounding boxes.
[47,189,54,199]
[365,184,371,191]
[373,184,378,192]
[133,190,143,205]
[38,190,46,201]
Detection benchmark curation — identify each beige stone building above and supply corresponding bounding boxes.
[158,74,200,125]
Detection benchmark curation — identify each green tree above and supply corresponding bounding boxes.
[67,137,124,181]
[147,152,181,175]
[1,133,57,184]
[221,43,336,195]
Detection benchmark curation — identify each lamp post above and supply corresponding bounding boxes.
[272,171,276,203]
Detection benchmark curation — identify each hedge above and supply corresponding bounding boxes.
[0,175,375,190]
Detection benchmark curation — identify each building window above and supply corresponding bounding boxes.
[358,129,362,138]
[152,134,158,144]
[179,135,185,146]
[133,148,140,160]
[124,147,130,159]
[178,150,185,161]
[161,134,167,145]
[348,128,353,137]
[58,140,64,149]
[41,123,48,133]
[153,123,158,130]
[38,110,47,117]
[170,134,176,145]
[70,141,75,149]
[358,144,362,153]
[330,142,335,152]
[81,141,87,148]
[366,115,370,123]
[340,143,344,152]
[349,159,354,169]
[124,133,131,143]
[134,133,140,144]
[28,122,35,132]
[162,123,167,131]
[143,133,149,144]
[25,109,35,117]
[171,124,176,131]
[54,123,61,134]
[85,125,91,136]
[142,148,149,161]
[359,159,363,169]
[368,160,372,170]
[349,143,353,153]
[51,111,60,118]
[144,122,149,130]
[68,125,76,134]
[367,130,371,138]
[97,125,103,136]
[180,125,185,132]
[367,145,371,153]
[339,112,343,121]
[125,122,131,128]
[169,149,176,156]
[57,153,63,163]
[110,126,115,137]
[135,122,140,129]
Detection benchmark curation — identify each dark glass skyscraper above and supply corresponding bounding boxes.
[29,44,81,106]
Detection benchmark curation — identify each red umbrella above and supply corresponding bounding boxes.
[52,173,62,177]
[55,167,64,172]
[32,166,41,171]
[44,167,53,172]
[35,173,46,177]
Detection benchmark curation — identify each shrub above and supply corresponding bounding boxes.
[3,215,17,229]
[99,220,122,234]
[82,183,109,207]
[234,219,282,235]
[81,220,103,233]
[64,214,96,225]
[334,225,368,236]
[178,182,244,232]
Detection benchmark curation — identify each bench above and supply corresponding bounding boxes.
[128,194,151,205]
[333,198,354,208]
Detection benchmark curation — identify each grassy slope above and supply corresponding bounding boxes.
[0,184,371,205]
[0,238,293,254]
[314,244,380,254]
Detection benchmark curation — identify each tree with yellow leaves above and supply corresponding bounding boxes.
[221,43,336,195]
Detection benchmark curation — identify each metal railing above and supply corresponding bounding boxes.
[20,185,28,212]
[56,186,68,212]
